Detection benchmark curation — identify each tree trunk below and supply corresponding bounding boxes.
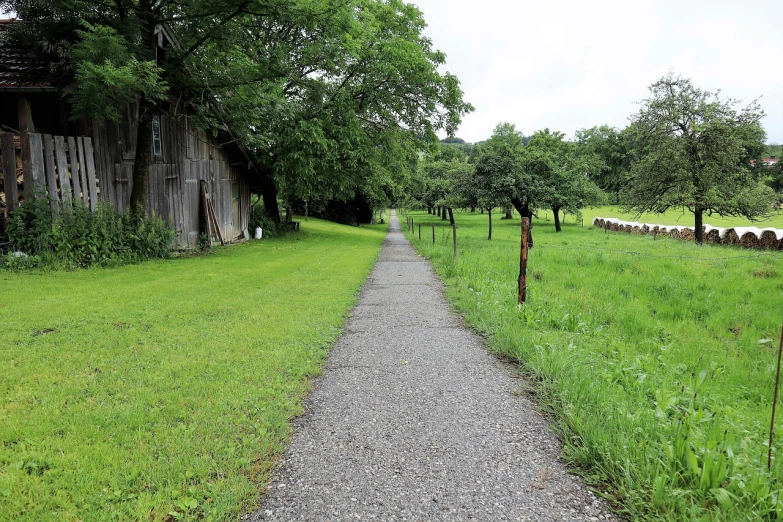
[694,208,704,244]
[256,168,281,225]
[470,206,476,212]
[427,207,432,214]
[129,95,154,213]
[504,207,513,219]
[511,197,534,247]
[441,206,447,220]
[447,207,455,226]
[129,13,156,214]
[552,205,562,232]
[488,207,493,240]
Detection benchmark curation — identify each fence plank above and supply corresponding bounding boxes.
[1,133,19,213]
[77,137,89,205]
[54,136,72,207]
[83,137,98,211]
[43,134,59,213]
[28,133,46,198]
[67,136,82,201]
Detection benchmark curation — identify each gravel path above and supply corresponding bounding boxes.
[250,210,618,521]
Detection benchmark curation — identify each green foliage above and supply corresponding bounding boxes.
[249,202,279,238]
[405,210,783,520]
[575,125,632,202]
[68,21,167,123]
[5,199,175,268]
[624,72,776,241]
[525,129,605,227]
[472,122,528,210]
[0,218,387,521]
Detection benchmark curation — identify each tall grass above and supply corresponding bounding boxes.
[405,209,783,520]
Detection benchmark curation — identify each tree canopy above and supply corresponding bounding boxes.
[3,0,473,220]
[525,129,604,231]
[623,72,775,243]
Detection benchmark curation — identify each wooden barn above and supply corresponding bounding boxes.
[0,19,252,248]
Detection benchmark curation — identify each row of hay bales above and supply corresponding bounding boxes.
[593,217,783,250]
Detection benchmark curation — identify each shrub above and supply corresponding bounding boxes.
[249,203,279,238]
[4,199,175,268]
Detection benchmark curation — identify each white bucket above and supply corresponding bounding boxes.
[255,227,263,239]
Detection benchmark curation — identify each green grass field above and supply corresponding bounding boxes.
[0,218,386,521]
[405,209,783,520]
[581,205,783,229]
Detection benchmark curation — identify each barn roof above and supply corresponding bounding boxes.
[0,19,58,91]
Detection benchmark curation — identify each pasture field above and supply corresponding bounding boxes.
[405,209,783,520]
[581,205,783,229]
[0,218,386,521]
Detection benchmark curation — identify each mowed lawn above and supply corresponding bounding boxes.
[405,209,783,520]
[582,205,783,229]
[0,218,386,521]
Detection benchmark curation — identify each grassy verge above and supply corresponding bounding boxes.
[0,218,386,521]
[581,205,783,229]
[404,209,783,520]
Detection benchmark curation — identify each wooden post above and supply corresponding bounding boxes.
[418,223,421,240]
[432,224,435,245]
[54,135,72,207]
[43,134,59,213]
[0,133,19,213]
[27,133,46,199]
[452,224,457,257]
[83,138,98,211]
[769,324,783,470]
[200,180,213,248]
[77,138,89,205]
[518,217,530,304]
[17,97,34,133]
[67,137,82,201]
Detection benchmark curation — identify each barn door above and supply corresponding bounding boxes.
[165,165,185,247]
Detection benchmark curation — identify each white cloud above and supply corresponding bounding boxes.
[414,0,783,144]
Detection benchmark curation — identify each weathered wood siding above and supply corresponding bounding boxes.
[92,110,250,248]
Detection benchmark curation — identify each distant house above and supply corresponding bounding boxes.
[750,157,780,167]
[0,19,252,248]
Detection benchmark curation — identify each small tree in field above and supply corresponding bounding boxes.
[472,124,526,240]
[525,129,604,232]
[624,73,775,244]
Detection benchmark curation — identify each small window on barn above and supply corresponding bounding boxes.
[152,114,163,158]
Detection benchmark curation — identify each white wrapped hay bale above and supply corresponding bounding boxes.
[759,228,783,249]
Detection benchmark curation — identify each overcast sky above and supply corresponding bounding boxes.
[413,0,783,145]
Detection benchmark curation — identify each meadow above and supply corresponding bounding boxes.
[404,208,783,520]
[0,218,386,521]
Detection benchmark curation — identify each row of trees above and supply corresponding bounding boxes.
[3,0,473,223]
[409,123,606,239]
[409,73,779,244]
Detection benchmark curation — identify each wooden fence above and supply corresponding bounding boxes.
[0,132,100,216]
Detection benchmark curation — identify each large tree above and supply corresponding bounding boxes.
[197,0,472,223]
[623,73,775,243]
[525,129,604,232]
[472,123,531,240]
[4,0,471,221]
[575,125,631,203]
